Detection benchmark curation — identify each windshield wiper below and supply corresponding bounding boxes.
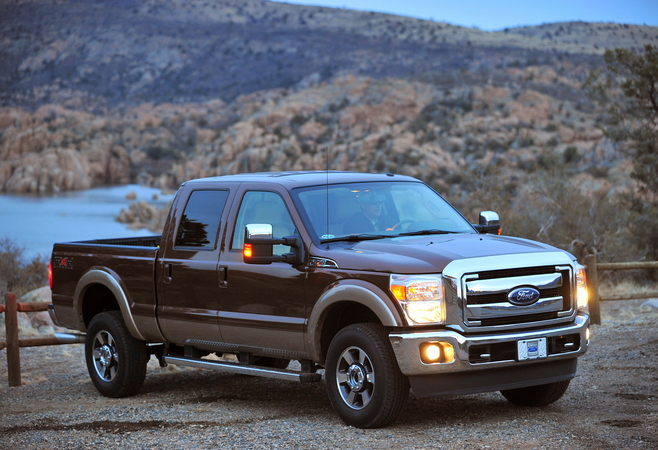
[398,229,453,236]
[320,234,390,244]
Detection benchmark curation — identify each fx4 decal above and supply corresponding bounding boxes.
[53,256,73,269]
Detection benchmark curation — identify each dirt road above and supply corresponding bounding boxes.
[1,300,657,449]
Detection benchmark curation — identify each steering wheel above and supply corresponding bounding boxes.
[388,219,415,231]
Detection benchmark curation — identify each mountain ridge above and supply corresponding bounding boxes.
[1,0,656,108]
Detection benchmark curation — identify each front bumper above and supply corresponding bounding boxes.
[389,314,589,396]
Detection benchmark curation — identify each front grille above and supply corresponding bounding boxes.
[461,265,573,329]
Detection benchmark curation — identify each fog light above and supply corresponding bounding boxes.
[425,344,442,361]
[586,327,590,342]
[420,342,455,364]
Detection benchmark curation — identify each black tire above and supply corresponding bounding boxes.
[500,379,571,407]
[85,311,148,398]
[252,356,291,369]
[325,323,408,429]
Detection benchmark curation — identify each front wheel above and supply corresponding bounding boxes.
[500,379,571,407]
[85,311,148,398]
[325,323,408,428]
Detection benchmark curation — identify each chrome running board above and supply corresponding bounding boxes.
[164,356,322,382]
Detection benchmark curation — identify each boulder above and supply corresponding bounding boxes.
[640,299,658,310]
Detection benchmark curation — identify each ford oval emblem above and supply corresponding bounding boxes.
[508,287,541,306]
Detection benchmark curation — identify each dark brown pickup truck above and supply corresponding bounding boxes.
[49,171,590,428]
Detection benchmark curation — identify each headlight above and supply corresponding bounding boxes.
[390,274,445,325]
[575,264,589,313]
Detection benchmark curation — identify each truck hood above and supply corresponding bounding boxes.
[318,234,570,273]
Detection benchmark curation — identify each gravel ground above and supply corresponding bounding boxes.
[1,300,657,450]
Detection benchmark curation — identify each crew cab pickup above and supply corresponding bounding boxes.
[49,171,590,428]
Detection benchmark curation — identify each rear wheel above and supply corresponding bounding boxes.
[325,323,408,428]
[85,311,148,398]
[500,379,571,407]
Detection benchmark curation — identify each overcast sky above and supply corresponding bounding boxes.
[271,0,658,31]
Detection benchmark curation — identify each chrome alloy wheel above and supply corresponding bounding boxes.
[335,346,375,410]
[91,330,119,382]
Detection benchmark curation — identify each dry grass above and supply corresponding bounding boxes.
[600,300,658,325]
[599,279,658,298]
[598,279,658,325]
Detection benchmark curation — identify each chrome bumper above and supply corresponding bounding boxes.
[389,314,589,377]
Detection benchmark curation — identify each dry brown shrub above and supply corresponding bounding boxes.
[0,237,48,300]
[464,166,636,264]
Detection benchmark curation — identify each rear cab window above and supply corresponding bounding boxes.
[175,190,230,250]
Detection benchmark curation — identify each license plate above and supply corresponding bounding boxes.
[517,338,547,361]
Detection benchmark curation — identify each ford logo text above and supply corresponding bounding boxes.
[508,287,541,306]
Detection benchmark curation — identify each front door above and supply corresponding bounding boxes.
[218,190,307,355]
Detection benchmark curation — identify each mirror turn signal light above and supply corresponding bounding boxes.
[420,341,455,364]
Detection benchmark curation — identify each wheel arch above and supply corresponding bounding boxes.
[74,269,146,341]
[307,280,405,364]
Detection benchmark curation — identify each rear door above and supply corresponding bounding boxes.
[157,182,235,345]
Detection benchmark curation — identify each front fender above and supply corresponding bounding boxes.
[74,269,146,341]
[306,279,405,362]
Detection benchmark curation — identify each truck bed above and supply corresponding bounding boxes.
[50,235,162,339]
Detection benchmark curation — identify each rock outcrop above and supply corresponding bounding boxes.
[115,201,170,233]
[0,70,630,201]
[0,106,130,193]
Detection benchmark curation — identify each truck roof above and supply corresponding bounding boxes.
[184,171,421,188]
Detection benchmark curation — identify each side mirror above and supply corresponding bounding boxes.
[244,224,275,261]
[473,211,501,235]
[243,223,304,264]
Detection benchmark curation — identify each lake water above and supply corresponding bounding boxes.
[0,185,176,261]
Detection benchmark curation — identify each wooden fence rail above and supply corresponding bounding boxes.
[586,255,658,325]
[1,293,85,387]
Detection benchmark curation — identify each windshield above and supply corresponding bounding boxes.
[293,181,475,243]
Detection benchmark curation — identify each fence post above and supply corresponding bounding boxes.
[5,293,21,387]
[585,254,601,325]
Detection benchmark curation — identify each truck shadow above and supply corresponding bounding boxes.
[140,367,333,419]
[137,366,563,428]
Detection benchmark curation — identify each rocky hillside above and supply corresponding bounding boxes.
[0,0,655,202]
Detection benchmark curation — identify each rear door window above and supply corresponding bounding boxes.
[175,190,230,250]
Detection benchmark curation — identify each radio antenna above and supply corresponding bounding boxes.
[325,144,330,248]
